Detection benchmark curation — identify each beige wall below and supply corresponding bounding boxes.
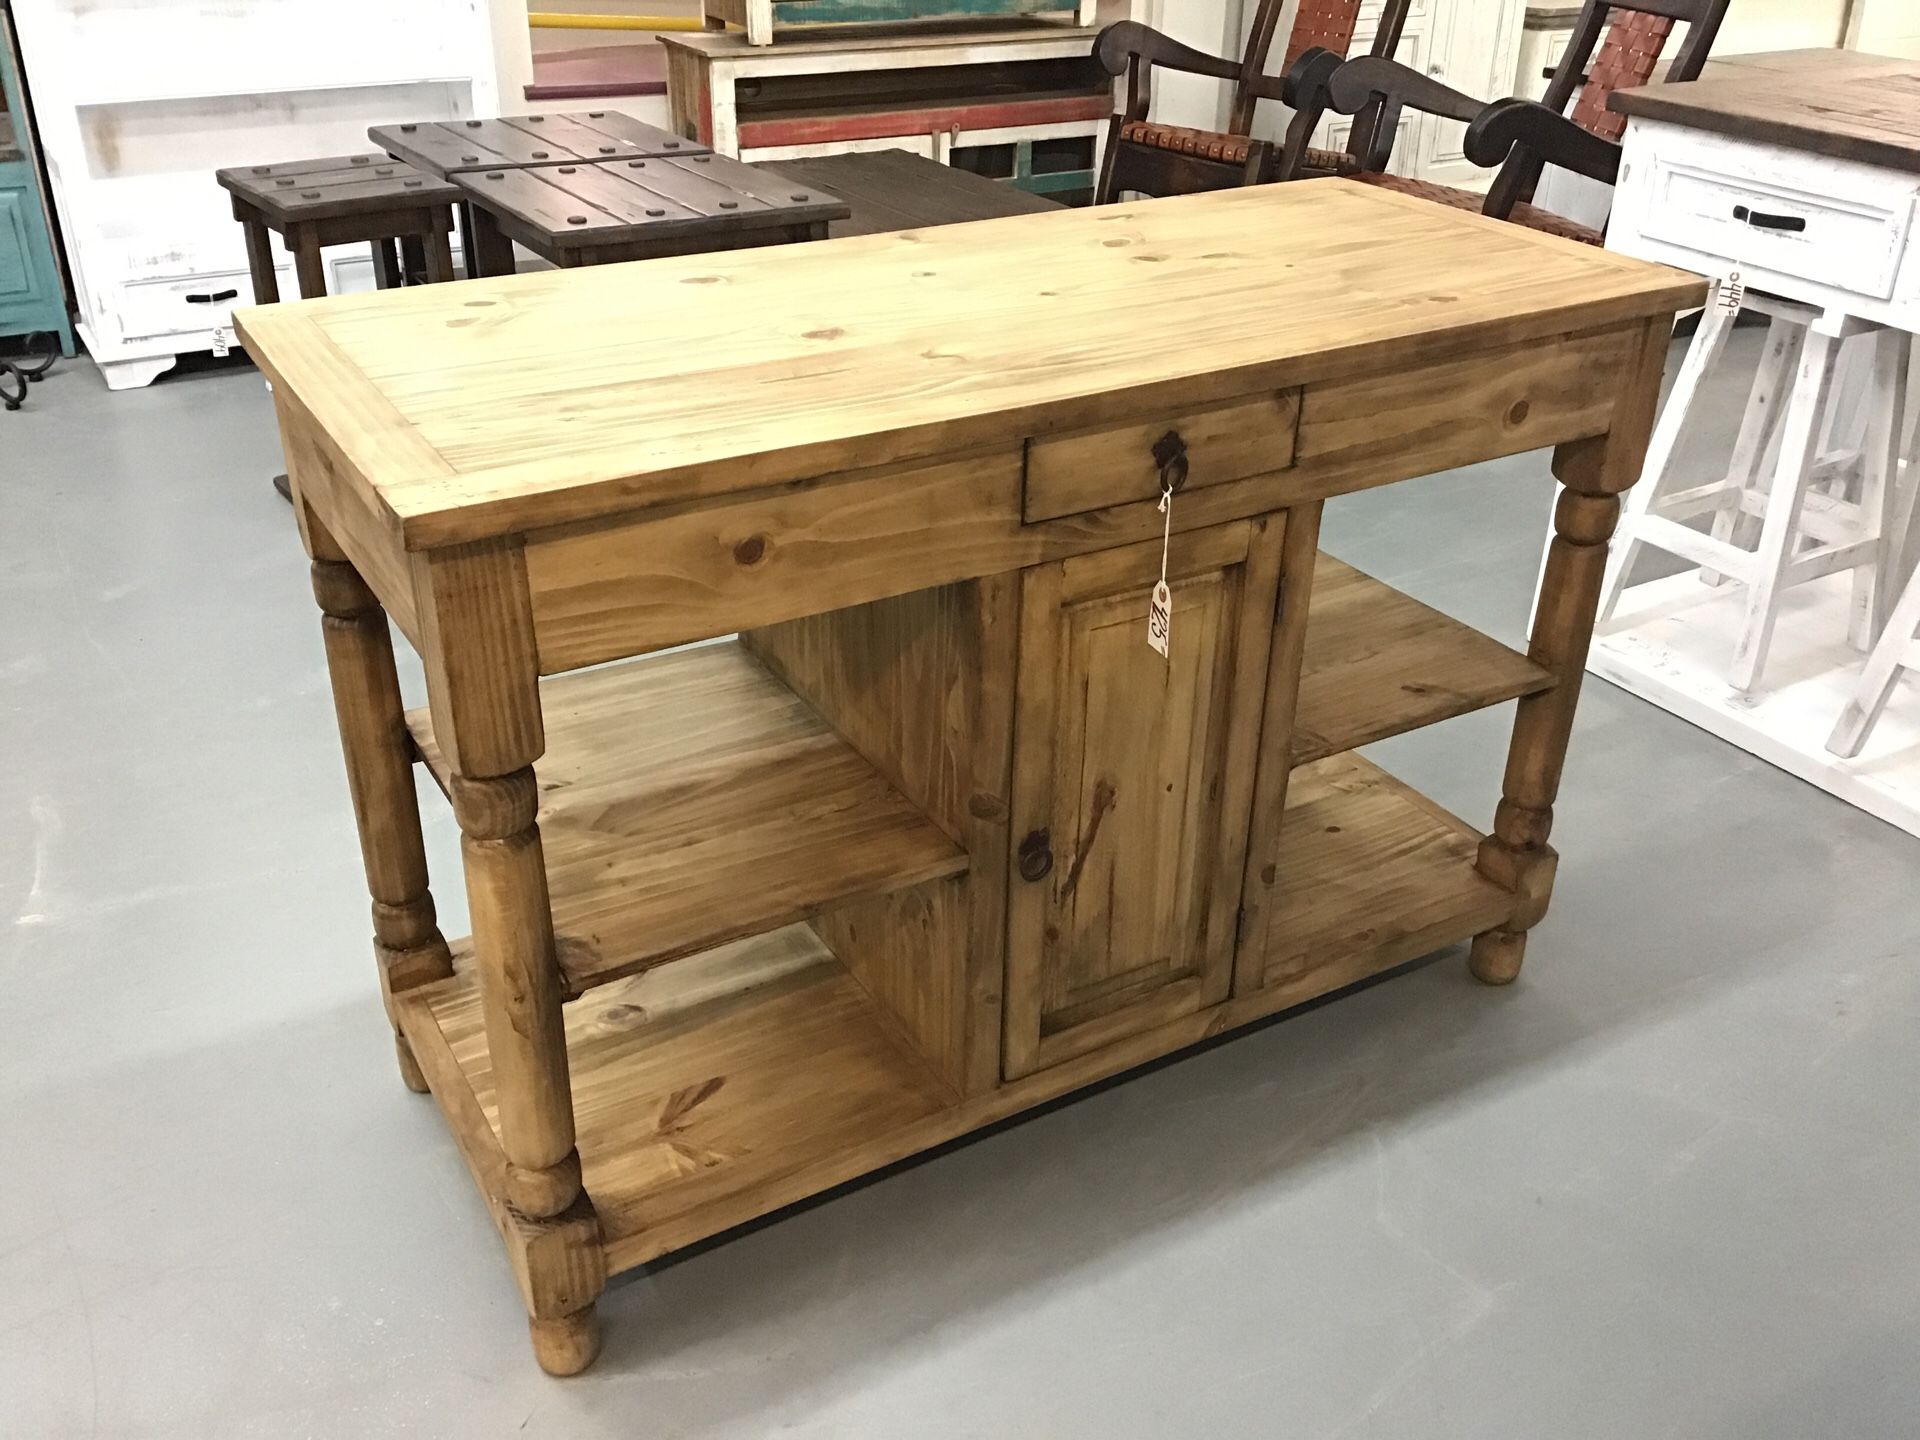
[1848,0,1920,58]
[1714,0,1847,54]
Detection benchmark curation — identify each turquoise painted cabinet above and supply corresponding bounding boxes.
[0,0,73,357]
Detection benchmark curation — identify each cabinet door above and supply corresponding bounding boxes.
[1004,515,1285,1078]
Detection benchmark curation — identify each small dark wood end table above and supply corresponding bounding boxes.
[369,112,714,273]
[455,150,850,271]
[216,153,462,302]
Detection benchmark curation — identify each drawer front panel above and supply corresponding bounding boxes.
[526,448,1031,670]
[1639,153,1917,301]
[116,268,263,341]
[1023,390,1300,523]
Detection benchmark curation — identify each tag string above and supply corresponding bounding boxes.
[1158,481,1172,585]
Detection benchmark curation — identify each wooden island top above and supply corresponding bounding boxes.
[246,179,1699,1377]
[237,180,1699,549]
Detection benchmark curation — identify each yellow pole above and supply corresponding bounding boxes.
[527,12,705,30]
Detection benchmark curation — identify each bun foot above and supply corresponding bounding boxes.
[530,1307,601,1376]
[1469,930,1526,986]
[396,1034,430,1094]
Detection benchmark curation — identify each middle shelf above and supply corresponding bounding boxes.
[1294,555,1555,765]
[408,641,971,998]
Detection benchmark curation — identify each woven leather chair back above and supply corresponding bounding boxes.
[1543,0,1731,137]
[1231,0,1375,134]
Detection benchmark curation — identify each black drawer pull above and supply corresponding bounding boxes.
[184,288,239,304]
[1732,205,1807,234]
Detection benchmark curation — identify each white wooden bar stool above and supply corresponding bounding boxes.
[1829,458,1920,756]
[1598,278,1914,693]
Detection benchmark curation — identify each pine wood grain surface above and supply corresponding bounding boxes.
[237,181,1701,550]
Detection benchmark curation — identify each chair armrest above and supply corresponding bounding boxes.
[1464,98,1621,185]
[1325,55,1486,125]
[1093,21,1242,84]
[1278,45,1342,111]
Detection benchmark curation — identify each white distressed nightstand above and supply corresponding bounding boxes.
[1595,50,1920,837]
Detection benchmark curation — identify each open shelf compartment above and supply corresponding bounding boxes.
[406,641,970,999]
[396,925,958,1272]
[1294,555,1554,766]
[1257,752,1515,991]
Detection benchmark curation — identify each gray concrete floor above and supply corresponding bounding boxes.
[4,341,1919,1440]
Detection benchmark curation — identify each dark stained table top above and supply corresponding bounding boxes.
[369,111,708,179]
[1613,52,1920,176]
[215,154,461,223]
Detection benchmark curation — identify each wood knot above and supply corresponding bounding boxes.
[1505,398,1531,427]
[968,792,1007,821]
[733,535,768,567]
[1259,863,1277,885]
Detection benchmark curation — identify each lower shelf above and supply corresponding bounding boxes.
[396,756,1518,1278]
[1294,556,1554,765]
[403,925,958,1272]
[1256,752,1515,990]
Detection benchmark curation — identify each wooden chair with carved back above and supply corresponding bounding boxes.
[1297,0,1730,245]
[1094,0,1414,203]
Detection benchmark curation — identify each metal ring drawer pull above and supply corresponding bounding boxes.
[1152,430,1190,494]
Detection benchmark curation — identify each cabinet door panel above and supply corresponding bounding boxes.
[1004,516,1284,1078]
[0,190,33,298]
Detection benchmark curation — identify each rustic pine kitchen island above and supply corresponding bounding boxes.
[236,181,1700,1375]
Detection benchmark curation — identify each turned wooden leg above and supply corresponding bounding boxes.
[1474,325,1665,984]
[305,523,453,1088]
[452,763,582,1217]
[414,540,604,1371]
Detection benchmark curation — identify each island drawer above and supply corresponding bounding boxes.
[1021,389,1300,523]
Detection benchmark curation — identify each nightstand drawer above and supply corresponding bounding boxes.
[1022,390,1300,523]
[1638,151,1917,301]
[116,268,265,341]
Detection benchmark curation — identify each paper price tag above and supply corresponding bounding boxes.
[211,325,233,358]
[1148,480,1175,657]
[1147,580,1171,658]
[1716,271,1744,317]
